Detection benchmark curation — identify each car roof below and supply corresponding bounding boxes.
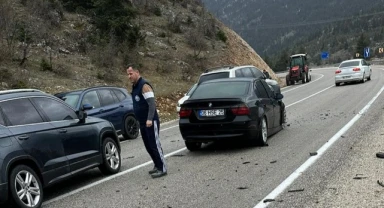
[202,65,257,75]
[290,54,307,58]
[199,77,256,84]
[341,59,363,63]
[54,85,126,96]
[0,89,51,101]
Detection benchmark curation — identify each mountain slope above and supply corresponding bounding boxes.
[0,0,278,121]
[202,0,384,63]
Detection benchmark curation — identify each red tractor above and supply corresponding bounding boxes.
[285,54,311,86]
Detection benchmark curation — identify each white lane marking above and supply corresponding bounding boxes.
[120,125,179,144]
[286,85,334,108]
[254,85,384,208]
[43,147,187,206]
[282,74,324,94]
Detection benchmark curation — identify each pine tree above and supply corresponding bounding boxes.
[355,33,370,59]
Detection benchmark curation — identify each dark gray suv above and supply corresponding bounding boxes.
[0,89,121,208]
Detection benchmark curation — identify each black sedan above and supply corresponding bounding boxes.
[179,78,286,151]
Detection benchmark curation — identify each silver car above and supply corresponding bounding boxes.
[335,59,372,86]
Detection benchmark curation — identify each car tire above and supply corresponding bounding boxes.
[302,73,306,83]
[361,73,365,83]
[185,141,202,151]
[335,83,340,86]
[9,165,43,208]
[367,72,371,81]
[252,117,268,147]
[122,115,139,140]
[99,137,121,175]
[281,108,287,129]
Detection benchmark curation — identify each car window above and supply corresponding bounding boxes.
[0,98,44,126]
[241,68,254,77]
[81,90,101,108]
[190,81,249,99]
[235,69,243,77]
[186,84,197,96]
[99,89,118,106]
[261,81,275,98]
[339,61,360,68]
[32,97,78,121]
[250,67,266,79]
[255,81,269,98]
[198,72,230,84]
[62,94,80,109]
[0,111,5,126]
[112,89,126,101]
[362,60,368,66]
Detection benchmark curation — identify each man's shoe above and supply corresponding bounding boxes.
[151,170,167,178]
[148,167,157,174]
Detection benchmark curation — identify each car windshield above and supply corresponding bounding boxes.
[186,84,197,96]
[198,72,230,84]
[339,61,360,68]
[61,94,80,108]
[290,57,303,66]
[190,81,250,99]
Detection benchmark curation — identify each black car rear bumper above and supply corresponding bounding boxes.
[179,120,260,142]
[0,182,8,203]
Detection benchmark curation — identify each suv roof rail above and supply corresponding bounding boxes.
[204,65,234,73]
[0,89,45,95]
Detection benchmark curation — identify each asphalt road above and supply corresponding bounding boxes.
[41,66,384,208]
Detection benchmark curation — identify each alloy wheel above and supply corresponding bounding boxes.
[105,142,120,170]
[14,170,41,207]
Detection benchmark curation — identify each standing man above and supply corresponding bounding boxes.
[263,69,271,79]
[126,64,167,178]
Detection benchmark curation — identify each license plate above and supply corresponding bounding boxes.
[199,109,225,117]
[342,76,351,79]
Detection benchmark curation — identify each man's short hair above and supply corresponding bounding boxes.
[127,64,139,72]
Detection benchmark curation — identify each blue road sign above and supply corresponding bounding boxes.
[364,47,370,58]
[321,51,329,59]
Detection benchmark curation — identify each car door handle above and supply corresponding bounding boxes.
[18,135,29,140]
[58,129,67,133]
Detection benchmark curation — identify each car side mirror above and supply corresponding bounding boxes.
[275,93,284,100]
[82,103,93,110]
[77,104,93,123]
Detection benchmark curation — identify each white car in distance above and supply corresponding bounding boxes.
[177,83,197,112]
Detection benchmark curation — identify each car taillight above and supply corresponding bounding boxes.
[179,108,192,118]
[335,69,341,74]
[353,67,361,71]
[231,104,250,115]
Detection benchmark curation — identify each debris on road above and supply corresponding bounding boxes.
[243,161,250,164]
[377,180,384,188]
[171,154,185,157]
[263,199,275,203]
[237,186,248,190]
[270,160,277,164]
[288,188,304,192]
[310,152,318,156]
[353,175,368,180]
[376,152,384,159]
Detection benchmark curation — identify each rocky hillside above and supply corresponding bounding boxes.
[0,0,279,122]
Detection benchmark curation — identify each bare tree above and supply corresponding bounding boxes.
[0,0,18,62]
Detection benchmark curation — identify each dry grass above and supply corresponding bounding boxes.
[0,1,283,123]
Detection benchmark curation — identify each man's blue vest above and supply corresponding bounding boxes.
[131,77,159,124]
